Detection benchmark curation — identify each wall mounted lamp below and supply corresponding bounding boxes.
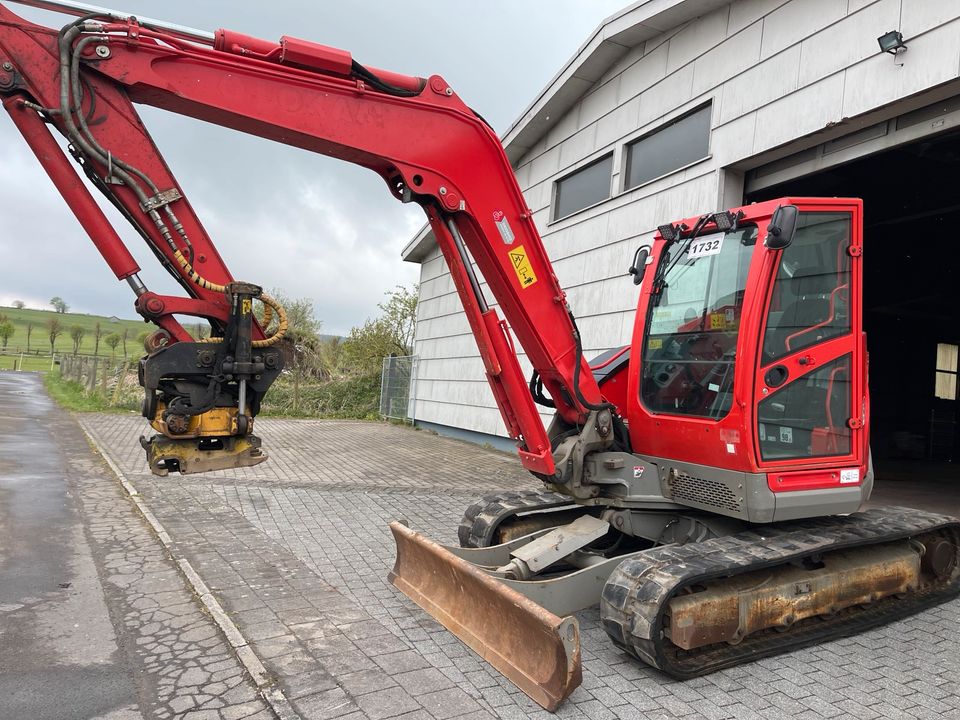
[877,30,907,55]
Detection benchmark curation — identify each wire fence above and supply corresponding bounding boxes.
[58,353,141,408]
[3,348,418,419]
[380,354,418,422]
[0,349,60,372]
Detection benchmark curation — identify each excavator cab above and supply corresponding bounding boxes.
[628,197,869,516]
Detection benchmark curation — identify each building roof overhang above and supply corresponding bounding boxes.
[403,0,726,263]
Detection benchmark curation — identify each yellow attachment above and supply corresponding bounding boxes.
[141,433,267,476]
[151,402,249,439]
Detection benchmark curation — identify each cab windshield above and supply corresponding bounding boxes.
[641,224,758,418]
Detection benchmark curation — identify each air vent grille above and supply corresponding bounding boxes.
[667,469,741,513]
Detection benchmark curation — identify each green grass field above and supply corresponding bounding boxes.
[0,353,56,372]
[0,305,150,357]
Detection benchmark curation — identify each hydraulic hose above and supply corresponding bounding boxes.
[55,21,288,347]
[567,311,614,414]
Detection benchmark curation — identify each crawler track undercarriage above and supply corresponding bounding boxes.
[392,489,960,710]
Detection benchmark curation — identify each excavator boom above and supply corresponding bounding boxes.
[0,0,610,480]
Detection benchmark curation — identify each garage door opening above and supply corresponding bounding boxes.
[746,129,960,508]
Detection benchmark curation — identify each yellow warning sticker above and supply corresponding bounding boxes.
[508,245,538,289]
[648,338,663,350]
[709,313,726,330]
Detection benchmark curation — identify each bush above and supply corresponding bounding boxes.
[261,372,381,419]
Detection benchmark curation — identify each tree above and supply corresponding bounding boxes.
[105,333,121,358]
[70,325,86,355]
[48,317,64,354]
[50,296,69,314]
[316,336,344,380]
[26,322,33,352]
[259,292,323,412]
[379,285,418,356]
[93,321,104,357]
[121,328,130,358]
[0,320,13,350]
[340,285,418,376]
[194,322,208,340]
[12,300,24,309]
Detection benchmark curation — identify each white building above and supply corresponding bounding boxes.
[402,0,960,469]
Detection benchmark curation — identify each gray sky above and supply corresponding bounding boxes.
[0,0,625,334]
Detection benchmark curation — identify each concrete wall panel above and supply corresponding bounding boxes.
[759,0,847,59]
[408,0,960,440]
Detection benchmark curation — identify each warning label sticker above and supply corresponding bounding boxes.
[508,245,538,288]
[493,210,515,245]
[840,468,860,484]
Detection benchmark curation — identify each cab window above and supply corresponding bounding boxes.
[758,354,852,460]
[641,225,758,418]
[762,212,851,363]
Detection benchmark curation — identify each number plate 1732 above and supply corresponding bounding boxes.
[686,232,724,260]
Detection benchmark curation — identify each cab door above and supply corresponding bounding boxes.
[753,201,866,488]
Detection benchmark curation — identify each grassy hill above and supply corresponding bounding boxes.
[0,306,151,358]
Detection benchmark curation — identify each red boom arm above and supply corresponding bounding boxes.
[0,4,609,475]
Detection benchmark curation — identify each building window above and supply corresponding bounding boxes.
[553,153,613,220]
[935,343,958,400]
[624,104,712,190]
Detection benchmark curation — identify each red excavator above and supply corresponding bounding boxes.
[1,1,957,711]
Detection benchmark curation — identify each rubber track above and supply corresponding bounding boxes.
[601,505,960,678]
[457,488,575,548]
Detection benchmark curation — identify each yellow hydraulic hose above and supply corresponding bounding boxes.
[172,248,288,347]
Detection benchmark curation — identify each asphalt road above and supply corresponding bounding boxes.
[0,372,140,720]
[0,372,271,720]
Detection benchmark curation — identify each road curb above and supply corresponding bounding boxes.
[81,425,302,720]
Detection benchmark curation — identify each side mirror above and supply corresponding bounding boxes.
[628,246,650,285]
[765,204,799,250]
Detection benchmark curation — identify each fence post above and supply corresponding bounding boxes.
[100,359,109,395]
[408,356,418,422]
[110,360,128,407]
[88,357,98,394]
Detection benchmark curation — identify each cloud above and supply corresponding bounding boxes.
[0,0,625,333]
[192,168,423,335]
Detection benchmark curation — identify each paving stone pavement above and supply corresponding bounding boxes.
[80,414,960,720]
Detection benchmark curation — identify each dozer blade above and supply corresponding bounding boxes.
[388,521,581,711]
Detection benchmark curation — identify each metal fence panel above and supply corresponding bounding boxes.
[380,354,418,422]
